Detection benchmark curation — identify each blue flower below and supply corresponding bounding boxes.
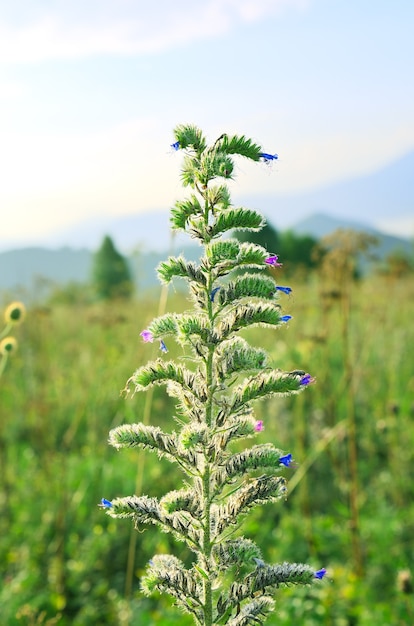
[300,373,315,386]
[171,141,180,151]
[210,286,221,302]
[160,339,168,353]
[280,315,292,323]
[253,557,265,568]
[260,152,278,163]
[100,498,112,508]
[314,568,327,580]
[275,286,292,295]
[279,453,293,467]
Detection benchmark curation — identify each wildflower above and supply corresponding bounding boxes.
[275,286,292,295]
[0,336,17,355]
[140,330,154,343]
[259,152,278,163]
[210,286,221,302]
[280,315,292,323]
[265,255,282,267]
[253,557,265,568]
[4,301,26,325]
[100,498,113,508]
[160,339,168,353]
[300,373,316,386]
[279,453,293,467]
[255,420,264,432]
[314,568,327,580]
[171,141,180,151]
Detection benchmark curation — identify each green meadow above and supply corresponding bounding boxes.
[1,272,413,625]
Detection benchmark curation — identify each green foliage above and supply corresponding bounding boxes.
[1,275,414,623]
[235,222,319,273]
[2,123,414,624]
[92,235,133,300]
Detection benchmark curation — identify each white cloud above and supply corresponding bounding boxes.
[0,0,308,64]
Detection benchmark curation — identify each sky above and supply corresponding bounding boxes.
[1,0,413,248]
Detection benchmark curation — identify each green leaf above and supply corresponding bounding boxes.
[149,313,178,337]
[219,274,277,304]
[174,124,207,152]
[215,337,267,379]
[216,302,282,339]
[217,133,262,160]
[131,360,199,395]
[108,423,178,459]
[231,370,307,411]
[207,184,231,210]
[170,196,203,231]
[199,150,234,183]
[210,209,265,238]
[236,242,269,268]
[205,239,241,266]
[157,256,207,286]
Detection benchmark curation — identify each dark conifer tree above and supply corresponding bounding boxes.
[92,235,133,300]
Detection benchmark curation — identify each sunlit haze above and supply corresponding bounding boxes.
[1,0,413,248]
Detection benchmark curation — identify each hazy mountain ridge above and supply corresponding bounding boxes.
[1,148,413,255]
[1,214,411,296]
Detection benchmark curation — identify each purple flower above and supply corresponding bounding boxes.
[300,373,316,386]
[265,255,282,267]
[160,339,168,353]
[171,141,180,151]
[140,330,154,343]
[275,286,292,295]
[280,315,292,323]
[210,287,221,302]
[279,453,293,467]
[314,568,327,580]
[260,152,278,163]
[100,498,112,508]
[255,420,264,432]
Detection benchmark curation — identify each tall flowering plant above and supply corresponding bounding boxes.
[101,125,325,625]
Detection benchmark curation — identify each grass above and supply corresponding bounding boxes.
[1,272,413,625]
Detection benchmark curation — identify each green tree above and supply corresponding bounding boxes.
[235,220,280,253]
[278,230,318,272]
[235,223,318,274]
[92,235,133,300]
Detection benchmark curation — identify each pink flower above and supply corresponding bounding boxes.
[140,330,154,343]
[265,255,282,267]
[255,420,264,432]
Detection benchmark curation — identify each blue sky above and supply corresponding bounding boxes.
[1,0,413,246]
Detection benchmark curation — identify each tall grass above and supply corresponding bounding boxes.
[1,273,413,625]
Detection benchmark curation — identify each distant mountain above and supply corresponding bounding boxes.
[237,149,414,238]
[1,214,411,296]
[0,149,412,255]
[45,210,190,253]
[0,244,201,296]
[291,212,413,260]
[0,247,92,294]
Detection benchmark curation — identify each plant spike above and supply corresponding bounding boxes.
[102,124,326,624]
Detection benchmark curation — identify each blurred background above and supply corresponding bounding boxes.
[1,1,413,624]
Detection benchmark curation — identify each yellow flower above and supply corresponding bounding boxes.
[4,301,26,325]
[0,336,18,355]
